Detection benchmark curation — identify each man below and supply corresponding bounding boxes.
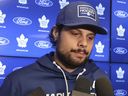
[0,1,113,96]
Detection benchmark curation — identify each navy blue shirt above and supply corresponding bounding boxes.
[0,52,110,96]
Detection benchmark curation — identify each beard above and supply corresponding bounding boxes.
[56,48,89,69]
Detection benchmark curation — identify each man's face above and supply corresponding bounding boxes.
[54,26,95,69]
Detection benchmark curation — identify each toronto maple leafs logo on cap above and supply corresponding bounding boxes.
[77,5,96,21]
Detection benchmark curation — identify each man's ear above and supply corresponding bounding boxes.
[52,26,59,41]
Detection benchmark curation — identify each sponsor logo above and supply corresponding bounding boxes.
[16,34,28,48]
[0,61,6,75]
[96,3,105,16]
[0,37,10,45]
[59,0,69,9]
[0,10,6,24]
[95,41,104,53]
[114,89,127,96]
[114,10,128,18]
[18,0,27,4]
[35,0,53,7]
[113,47,127,54]
[116,67,124,79]
[13,17,32,25]
[38,15,49,28]
[117,25,125,37]
[34,40,52,49]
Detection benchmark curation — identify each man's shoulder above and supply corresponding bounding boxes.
[87,60,109,79]
[6,63,36,81]
[92,67,110,81]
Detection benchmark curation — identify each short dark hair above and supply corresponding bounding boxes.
[49,25,64,46]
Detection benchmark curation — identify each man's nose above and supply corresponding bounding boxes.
[77,37,87,48]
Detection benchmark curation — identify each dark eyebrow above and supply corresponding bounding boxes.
[88,33,96,36]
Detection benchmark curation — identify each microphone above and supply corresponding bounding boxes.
[95,77,114,96]
[72,76,94,96]
[27,87,45,96]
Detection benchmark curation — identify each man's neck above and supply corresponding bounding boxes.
[53,53,76,73]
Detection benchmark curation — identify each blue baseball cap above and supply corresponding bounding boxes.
[56,1,107,34]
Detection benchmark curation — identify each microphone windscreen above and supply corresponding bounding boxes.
[72,90,94,96]
[95,77,114,96]
[74,76,91,94]
[27,87,45,96]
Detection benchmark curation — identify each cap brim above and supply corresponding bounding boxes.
[85,25,107,35]
[62,24,107,35]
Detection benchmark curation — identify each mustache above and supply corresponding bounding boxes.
[71,48,89,55]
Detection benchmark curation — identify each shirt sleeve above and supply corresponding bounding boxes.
[0,74,20,96]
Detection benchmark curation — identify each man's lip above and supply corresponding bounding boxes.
[75,52,87,57]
